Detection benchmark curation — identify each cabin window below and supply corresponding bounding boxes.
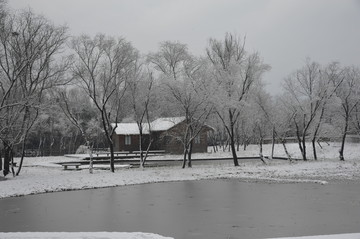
[194,134,201,144]
[125,135,131,145]
[163,136,171,145]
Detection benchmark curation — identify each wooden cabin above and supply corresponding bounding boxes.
[111,117,212,154]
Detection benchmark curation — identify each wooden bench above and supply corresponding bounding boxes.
[97,151,130,157]
[133,150,166,155]
[62,163,82,170]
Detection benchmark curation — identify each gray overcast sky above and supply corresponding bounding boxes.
[8,0,360,94]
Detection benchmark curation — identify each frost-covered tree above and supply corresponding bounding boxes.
[206,33,270,166]
[58,87,99,173]
[354,104,360,136]
[126,59,154,168]
[148,41,213,168]
[147,41,188,81]
[282,59,330,161]
[250,87,274,162]
[331,66,360,161]
[308,62,345,160]
[70,34,138,172]
[0,9,69,176]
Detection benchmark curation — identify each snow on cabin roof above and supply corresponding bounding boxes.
[112,117,185,135]
[150,116,185,131]
[111,123,150,135]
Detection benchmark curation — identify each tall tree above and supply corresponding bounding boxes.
[70,34,137,172]
[206,33,270,166]
[126,60,154,168]
[251,87,273,163]
[309,62,344,160]
[147,41,188,81]
[331,66,360,161]
[0,9,69,176]
[282,59,327,161]
[148,42,213,168]
[58,88,98,173]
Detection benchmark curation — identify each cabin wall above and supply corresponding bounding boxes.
[113,134,151,152]
[112,121,211,154]
[158,122,209,154]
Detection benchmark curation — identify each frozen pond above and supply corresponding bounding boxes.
[1,180,360,239]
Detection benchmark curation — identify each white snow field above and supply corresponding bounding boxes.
[1,143,359,239]
[1,142,359,199]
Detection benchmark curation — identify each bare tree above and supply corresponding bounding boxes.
[70,34,137,172]
[354,105,360,136]
[251,88,273,163]
[282,59,328,161]
[147,41,188,81]
[331,66,360,161]
[309,62,345,160]
[148,41,213,168]
[58,88,98,173]
[126,60,154,168]
[206,33,270,166]
[167,59,213,168]
[0,9,69,176]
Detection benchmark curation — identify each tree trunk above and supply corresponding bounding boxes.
[212,144,217,153]
[10,149,15,177]
[142,140,153,167]
[302,135,307,161]
[339,120,348,161]
[182,148,188,169]
[109,142,115,172]
[295,121,306,161]
[187,141,193,168]
[139,131,144,169]
[230,134,239,166]
[0,150,2,171]
[16,137,27,176]
[37,137,42,157]
[259,137,267,165]
[88,144,94,174]
[49,136,54,156]
[2,143,11,177]
[271,127,275,159]
[312,138,317,161]
[281,139,292,161]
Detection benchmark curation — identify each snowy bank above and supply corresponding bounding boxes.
[0,143,359,199]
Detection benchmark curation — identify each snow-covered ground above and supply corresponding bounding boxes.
[1,142,359,200]
[1,142,359,239]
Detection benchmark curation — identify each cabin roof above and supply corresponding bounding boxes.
[111,123,150,135]
[112,116,186,135]
[150,116,185,131]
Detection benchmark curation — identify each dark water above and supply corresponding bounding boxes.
[1,180,360,239]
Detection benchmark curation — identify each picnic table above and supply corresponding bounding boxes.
[62,163,82,170]
[96,151,130,157]
[96,150,166,157]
